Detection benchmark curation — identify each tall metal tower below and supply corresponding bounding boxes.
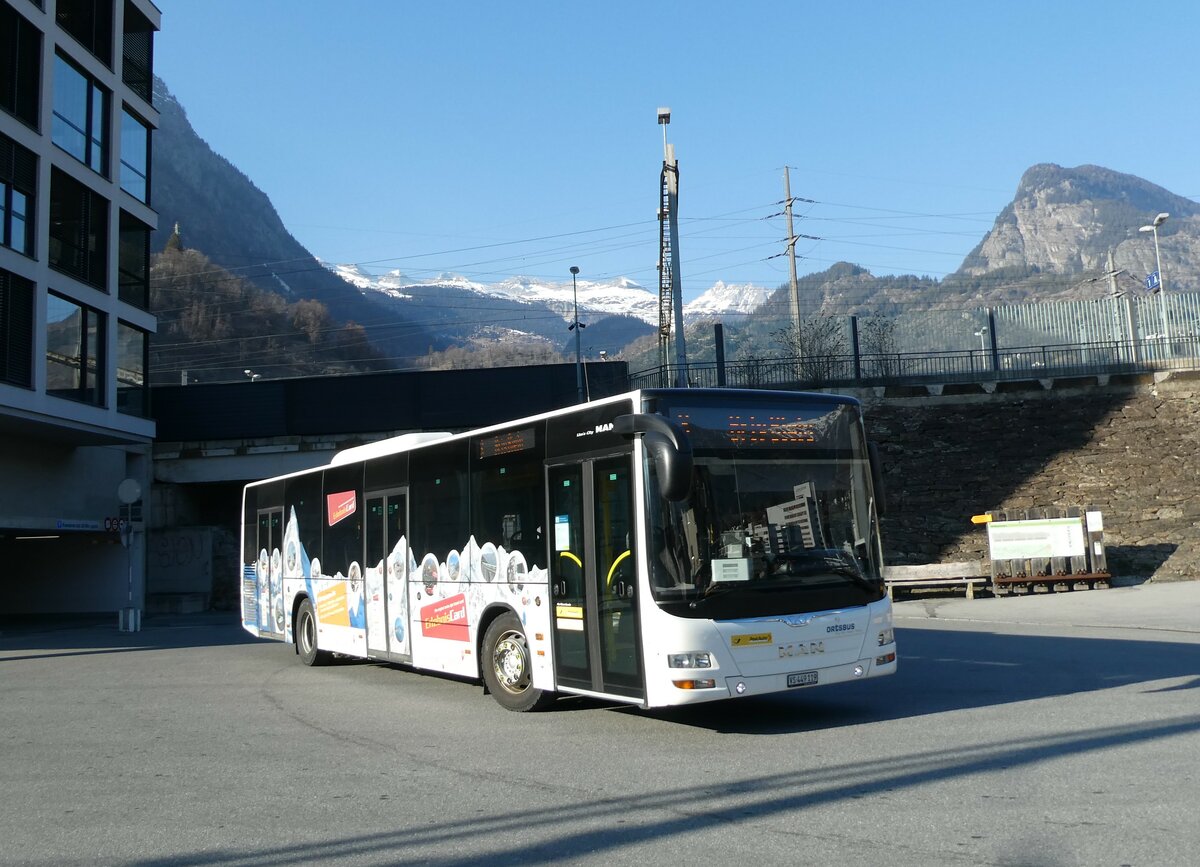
[657,108,687,386]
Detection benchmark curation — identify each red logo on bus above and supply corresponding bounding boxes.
[326,491,357,526]
[421,593,469,642]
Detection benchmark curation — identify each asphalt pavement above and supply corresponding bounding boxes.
[893,578,1200,635]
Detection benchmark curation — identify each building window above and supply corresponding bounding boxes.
[55,0,113,68]
[1,133,37,257]
[50,168,109,289]
[53,54,110,176]
[121,0,153,105]
[0,2,42,128]
[0,269,35,388]
[119,106,149,202]
[116,320,146,415]
[118,209,149,308]
[46,291,105,405]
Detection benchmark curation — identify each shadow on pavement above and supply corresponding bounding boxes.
[640,625,1199,734]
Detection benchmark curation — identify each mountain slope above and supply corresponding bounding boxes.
[958,163,1200,289]
[150,77,440,362]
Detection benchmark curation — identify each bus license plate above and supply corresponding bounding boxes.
[787,670,818,687]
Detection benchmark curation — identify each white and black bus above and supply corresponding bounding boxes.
[240,388,896,710]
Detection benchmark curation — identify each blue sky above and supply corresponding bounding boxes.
[155,1,1200,301]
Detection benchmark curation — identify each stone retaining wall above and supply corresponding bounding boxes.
[862,372,1199,580]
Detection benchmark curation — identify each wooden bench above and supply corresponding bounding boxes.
[883,562,990,600]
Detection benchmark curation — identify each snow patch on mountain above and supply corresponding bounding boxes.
[326,265,771,324]
[684,281,772,321]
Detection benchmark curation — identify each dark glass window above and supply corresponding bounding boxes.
[242,485,260,563]
[53,54,109,175]
[121,1,153,104]
[46,290,105,405]
[470,422,547,569]
[323,464,365,578]
[0,3,42,128]
[0,269,35,388]
[118,106,148,201]
[364,451,408,492]
[56,0,113,68]
[116,320,146,415]
[410,439,469,562]
[50,168,108,289]
[1,133,37,256]
[285,473,323,568]
[118,209,148,307]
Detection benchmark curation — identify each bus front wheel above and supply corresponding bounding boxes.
[296,598,331,666]
[482,612,554,712]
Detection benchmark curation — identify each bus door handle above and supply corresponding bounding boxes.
[615,581,633,600]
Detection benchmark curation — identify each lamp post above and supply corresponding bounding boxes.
[973,326,988,352]
[569,266,584,402]
[1139,212,1170,342]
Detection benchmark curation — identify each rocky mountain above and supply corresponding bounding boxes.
[960,164,1200,288]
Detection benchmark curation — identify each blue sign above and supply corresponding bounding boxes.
[1146,271,1161,291]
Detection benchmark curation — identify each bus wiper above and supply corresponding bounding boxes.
[773,551,877,592]
[688,581,740,608]
[822,560,877,593]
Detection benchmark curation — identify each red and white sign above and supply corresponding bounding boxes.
[420,593,469,642]
[326,490,357,526]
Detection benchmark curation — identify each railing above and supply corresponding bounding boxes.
[628,335,1200,391]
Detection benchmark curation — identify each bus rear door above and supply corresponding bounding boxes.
[364,488,411,661]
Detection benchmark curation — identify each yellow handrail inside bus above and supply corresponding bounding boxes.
[559,551,582,568]
[606,550,631,587]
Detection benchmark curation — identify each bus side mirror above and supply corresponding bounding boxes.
[614,414,693,502]
[868,441,887,517]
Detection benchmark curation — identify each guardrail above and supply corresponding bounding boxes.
[629,336,1200,391]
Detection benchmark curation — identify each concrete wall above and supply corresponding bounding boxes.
[864,373,1199,580]
[0,440,151,613]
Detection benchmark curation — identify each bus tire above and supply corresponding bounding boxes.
[482,612,554,712]
[296,598,331,666]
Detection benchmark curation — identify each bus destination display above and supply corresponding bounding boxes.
[676,412,819,446]
[477,426,536,458]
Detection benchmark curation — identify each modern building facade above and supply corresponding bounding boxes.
[1,0,158,614]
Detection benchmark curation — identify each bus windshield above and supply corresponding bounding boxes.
[645,396,884,619]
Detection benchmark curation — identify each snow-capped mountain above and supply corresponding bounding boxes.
[684,281,774,322]
[326,265,770,328]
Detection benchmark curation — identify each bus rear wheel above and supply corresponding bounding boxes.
[296,598,331,666]
[482,612,554,712]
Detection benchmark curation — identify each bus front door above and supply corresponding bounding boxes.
[364,489,411,661]
[547,455,642,700]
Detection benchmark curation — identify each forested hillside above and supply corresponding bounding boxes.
[150,245,383,385]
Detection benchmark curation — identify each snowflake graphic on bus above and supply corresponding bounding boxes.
[263,506,543,666]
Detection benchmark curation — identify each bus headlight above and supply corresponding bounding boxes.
[877,628,894,647]
[667,652,712,669]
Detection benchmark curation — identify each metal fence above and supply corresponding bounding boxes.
[629,335,1200,391]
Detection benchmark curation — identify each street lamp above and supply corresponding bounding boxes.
[973,325,988,352]
[568,266,585,402]
[1139,212,1170,341]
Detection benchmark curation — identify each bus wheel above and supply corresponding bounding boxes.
[482,612,554,712]
[296,598,331,666]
